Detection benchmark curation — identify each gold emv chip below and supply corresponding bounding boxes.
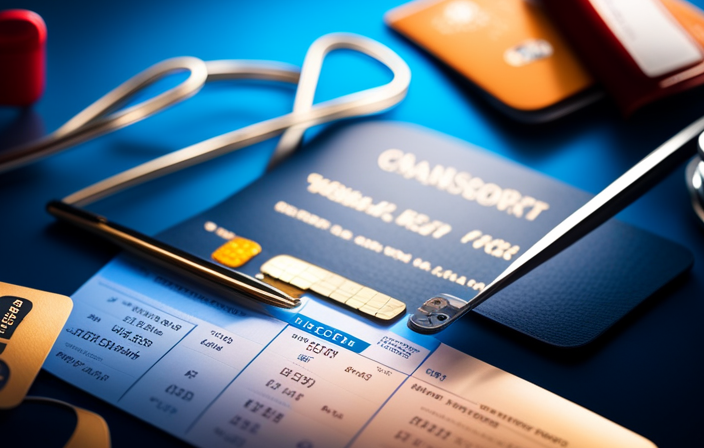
[212,237,262,268]
[260,255,406,320]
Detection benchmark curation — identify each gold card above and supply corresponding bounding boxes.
[0,282,73,409]
[67,402,112,448]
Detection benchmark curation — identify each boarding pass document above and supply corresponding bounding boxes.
[44,256,655,448]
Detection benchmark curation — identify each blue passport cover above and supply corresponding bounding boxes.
[159,122,693,347]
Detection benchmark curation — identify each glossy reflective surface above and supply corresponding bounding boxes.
[2,1,704,446]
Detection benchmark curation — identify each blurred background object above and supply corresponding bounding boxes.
[0,9,46,106]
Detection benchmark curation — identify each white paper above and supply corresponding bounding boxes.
[44,256,656,447]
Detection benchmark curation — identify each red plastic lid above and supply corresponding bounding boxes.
[0,9,47,52]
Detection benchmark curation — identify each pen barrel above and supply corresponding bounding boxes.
[412,115,704,334]
[46,200,298,308]
[467,117,704,312]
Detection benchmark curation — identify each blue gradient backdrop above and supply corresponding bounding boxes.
[1,1,703,446]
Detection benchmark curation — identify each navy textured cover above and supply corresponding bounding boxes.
[159,122,693,347]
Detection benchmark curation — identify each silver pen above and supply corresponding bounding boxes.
[47,200,299,308]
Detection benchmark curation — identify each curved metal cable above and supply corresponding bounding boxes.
[59,33,410,206]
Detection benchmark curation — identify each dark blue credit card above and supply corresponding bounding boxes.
[159,122,693,347]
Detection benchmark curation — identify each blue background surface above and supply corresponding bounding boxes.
[1,0,703,446]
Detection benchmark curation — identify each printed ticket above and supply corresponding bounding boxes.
[352,344,654,448]
[43,256,656,447]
